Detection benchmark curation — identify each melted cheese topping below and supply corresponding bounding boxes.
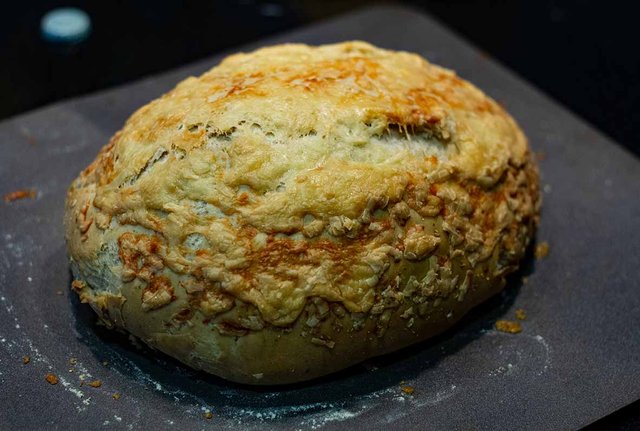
[67,42,534,326]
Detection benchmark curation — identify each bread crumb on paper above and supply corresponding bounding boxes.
[204,411,213,420]
[401,386,415,395]
[495,320,522,334]
[535,241,550,259]
[112,393,121,400]
[45,373,59,385]
[88,380,102,388]
[3,189,36,202]
[515,308,527,320]
[22,355,30,364]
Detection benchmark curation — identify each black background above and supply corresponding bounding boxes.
[1,1,638,428]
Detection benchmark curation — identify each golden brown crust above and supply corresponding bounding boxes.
[64,41,539,384]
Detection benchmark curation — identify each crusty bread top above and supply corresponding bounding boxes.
[68,41,531,327]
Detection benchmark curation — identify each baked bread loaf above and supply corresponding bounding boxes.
[65,41,540,384]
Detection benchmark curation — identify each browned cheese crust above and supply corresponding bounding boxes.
[64,42,540,384]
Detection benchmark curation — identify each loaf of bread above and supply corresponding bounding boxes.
[65,41,540,384]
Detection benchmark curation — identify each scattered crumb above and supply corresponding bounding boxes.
[69,358,77,366]
[56,290,64,296]
[3,189,36,202]
[45,373,59,385]
[102,360,109,366]
[204,411,213,420]
[515,309,527,320]
[112,393,121,400]
[495,320,522,334]
[401,386,415,395]
[535,241,550,259]
[22,356,30,364]
[68,369,74,373]
[88,380,102,388]
[522,276,529,285]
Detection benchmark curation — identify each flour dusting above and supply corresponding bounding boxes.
[531,335,552,374]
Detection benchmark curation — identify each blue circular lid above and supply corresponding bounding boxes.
[41,8,92,44]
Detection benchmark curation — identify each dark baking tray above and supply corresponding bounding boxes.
[1,5,639,430]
